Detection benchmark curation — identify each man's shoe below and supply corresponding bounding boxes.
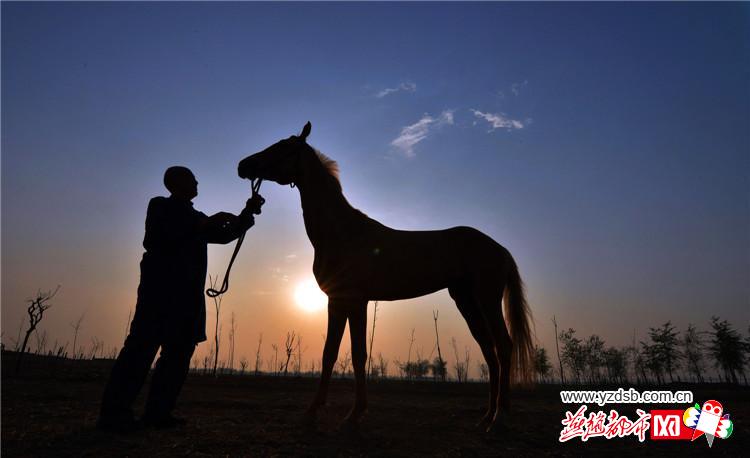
[141,414,187,429]
[96,415,141,433]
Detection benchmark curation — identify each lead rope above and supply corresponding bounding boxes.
[206,178,263,298]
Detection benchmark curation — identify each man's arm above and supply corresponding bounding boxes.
[201,211,254,244]
[201,194,262,244]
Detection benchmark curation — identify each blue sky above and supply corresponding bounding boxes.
[2,2,749,370]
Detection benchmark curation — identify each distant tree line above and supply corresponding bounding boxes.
[5,287,748,385]
[535,317,749,385]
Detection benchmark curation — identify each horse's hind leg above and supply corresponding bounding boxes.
[449,285,499,430]
[343,301,369,426]
[473,281,512,429]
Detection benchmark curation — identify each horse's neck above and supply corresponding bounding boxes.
[297,157,362,248]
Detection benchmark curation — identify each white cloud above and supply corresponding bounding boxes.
[376,81,417,98]
[471,109,526,131]
[438,110,454,125]
[511,79,528,96]
[391,110,454,157]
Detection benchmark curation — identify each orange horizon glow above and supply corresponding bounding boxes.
[293,279,327,314]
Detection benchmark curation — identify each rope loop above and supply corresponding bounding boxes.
[205,178,262,298]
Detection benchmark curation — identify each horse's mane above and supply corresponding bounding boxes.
[312,148,373,222]
[314,150,340,181]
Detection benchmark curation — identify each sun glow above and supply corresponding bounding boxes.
[294,279,327,313]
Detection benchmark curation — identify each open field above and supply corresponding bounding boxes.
[2,351,748,457]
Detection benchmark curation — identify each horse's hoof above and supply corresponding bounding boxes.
[340,408,367,433]
[486,413,508,434]
[476,418,491,430]
[476,412,493,429]
[339,418,361,434]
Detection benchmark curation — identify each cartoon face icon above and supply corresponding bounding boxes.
[703,400,723,417]
[696,400,723,437]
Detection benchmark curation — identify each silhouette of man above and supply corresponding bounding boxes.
[98,166,263,431]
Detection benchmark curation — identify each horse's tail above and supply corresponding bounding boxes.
[503,255,534,384]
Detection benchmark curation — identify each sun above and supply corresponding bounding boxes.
[294,279,327,313]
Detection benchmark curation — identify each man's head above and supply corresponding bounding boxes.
[164,166,198,200]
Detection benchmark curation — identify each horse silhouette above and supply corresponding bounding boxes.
[238,122,533,432]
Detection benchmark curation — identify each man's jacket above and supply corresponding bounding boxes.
[138,196,244,343]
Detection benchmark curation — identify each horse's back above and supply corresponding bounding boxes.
[314,223,511,300]
[383,225,507,256]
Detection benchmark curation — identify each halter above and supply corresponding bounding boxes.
[205,178,263,298]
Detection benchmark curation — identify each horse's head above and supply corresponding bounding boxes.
[238,122,312,186]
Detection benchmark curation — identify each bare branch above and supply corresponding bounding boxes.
[16,286,61,373]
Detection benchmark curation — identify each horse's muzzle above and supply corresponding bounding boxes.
[237,157,255,180]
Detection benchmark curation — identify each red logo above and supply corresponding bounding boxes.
[650,410,692,440]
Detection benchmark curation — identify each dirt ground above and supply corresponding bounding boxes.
[2,352,747,457]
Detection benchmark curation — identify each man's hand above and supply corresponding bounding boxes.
[235,193,263,232]
[210,212,239,230]
[245,193,265,215]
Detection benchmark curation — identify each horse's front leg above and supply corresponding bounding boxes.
[343,302,368,426]
[305,301,347,421]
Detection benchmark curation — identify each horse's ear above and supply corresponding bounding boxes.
[300,122,312,141]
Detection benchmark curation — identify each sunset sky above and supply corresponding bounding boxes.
[3,3,748,376]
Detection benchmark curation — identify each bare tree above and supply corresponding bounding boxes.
[239,357,249,375]
[377,352,389,379]
[271,344,279,376]
[432,310,447,381]
[552,316,565,383]
[295,334,305,376]
[405,328,416,379]
[337,350,352,378]
[16,286,60,372]
[208,275,223,377]
[309,359,317,375]
[70,312,85,359]
[282,331,296,376]
[367,301,379,379]
[463,347,471,382]
[254,333,263,375]
[228,311,236,371]
[451,337,470,382]
[478,362,489,382]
